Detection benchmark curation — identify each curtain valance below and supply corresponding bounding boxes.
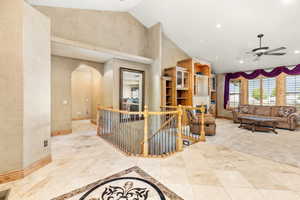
[224,64,300,109]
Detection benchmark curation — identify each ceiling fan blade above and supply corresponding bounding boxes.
[265,52,286,56]
[264,47,286,54]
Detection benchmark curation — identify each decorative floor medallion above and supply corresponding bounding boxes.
[51,166,183,200]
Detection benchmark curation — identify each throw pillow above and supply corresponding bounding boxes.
[240,105,249,114]
[278,107,294,117]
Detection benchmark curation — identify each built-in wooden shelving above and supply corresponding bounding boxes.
[162,58,214,109]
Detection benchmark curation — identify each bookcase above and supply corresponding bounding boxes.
[163,66,190,106]
[162,58,213,108]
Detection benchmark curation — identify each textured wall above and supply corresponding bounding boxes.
[71,69,93,119]
[91,68,102,120]
[0,0,24,173]
[51,56,103,133]
[23,3,51,168]
[35,6,148,57]
[161,33,189,69]
[71,67,102,121]
[146,24,162,111]
[102,59,150,109]
[216,74,234,118]
[0,1,51,173]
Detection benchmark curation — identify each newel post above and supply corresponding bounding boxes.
[199,105,206,142]
[143,105,149,156]
[176,105,183,152]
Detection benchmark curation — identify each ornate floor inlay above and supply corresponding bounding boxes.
[51,166,183,200]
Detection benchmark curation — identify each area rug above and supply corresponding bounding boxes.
[51,166,184,200]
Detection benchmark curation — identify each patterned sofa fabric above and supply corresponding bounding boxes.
[232,105,298,130]
[254,106,272,116]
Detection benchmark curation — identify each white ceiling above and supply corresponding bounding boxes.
[28,0,300,73]
[130,0,300,73]
[27,0,143,11]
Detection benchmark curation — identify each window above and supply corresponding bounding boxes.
[285,75,300,108]
[229,80,241,108]
[248,79,260,105]
[248,78,276,105]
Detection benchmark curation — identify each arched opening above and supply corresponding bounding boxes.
[71,64,101,132]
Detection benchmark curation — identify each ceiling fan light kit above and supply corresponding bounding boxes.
[247,34,287,61]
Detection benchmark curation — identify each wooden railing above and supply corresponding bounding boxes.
[97,105,206,157]
[161,105,207,142]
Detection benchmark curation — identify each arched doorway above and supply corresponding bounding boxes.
[71,64,101,132]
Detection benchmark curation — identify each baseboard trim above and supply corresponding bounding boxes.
[216,116,233,120]
[0,155,51,184]
[72,117,91,121]
[51,129,72,137]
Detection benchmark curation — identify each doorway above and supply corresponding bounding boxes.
[71,64,101,132]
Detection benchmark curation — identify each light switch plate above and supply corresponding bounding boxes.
[62,100,68,105]
[44,140,48,147]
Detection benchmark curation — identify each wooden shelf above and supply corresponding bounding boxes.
[162,58,212,107]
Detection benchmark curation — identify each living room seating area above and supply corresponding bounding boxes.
[232,105,299,131]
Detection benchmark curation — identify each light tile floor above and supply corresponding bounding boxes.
[1,120,300,200]
[208,119,300,167]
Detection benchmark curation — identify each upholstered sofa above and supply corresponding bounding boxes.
[232,105,299,130]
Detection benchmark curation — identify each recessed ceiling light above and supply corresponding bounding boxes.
[239,60,244,64]
[216,24,222,29]
[281,0,295,5]
[294,50,300,54]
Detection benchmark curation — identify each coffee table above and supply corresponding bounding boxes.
[238,116,279,134]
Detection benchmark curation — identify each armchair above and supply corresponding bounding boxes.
[186,110,216,136]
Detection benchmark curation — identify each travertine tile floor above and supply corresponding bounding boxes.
[208,119,300,167]
[1,120,300,200]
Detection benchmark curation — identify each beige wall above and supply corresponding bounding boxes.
[35,6,190,111]
[0,1,50,173]
[51,56,103,133]
[35,6,148,57]
[146,24,162,111]
[161,33,189,69]
[23,3,51,168]
[71,68,92,119]
[216,74,235,118]
[91,68,102,120]
[102,59,150,109]
[71,67,101,120]
[0,0,24,173]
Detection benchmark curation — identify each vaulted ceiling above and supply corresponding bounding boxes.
[28,0,300,73]
[27,0,143,11]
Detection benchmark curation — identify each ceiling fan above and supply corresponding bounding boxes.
[247,34,286,61]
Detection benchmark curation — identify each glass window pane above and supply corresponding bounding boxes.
[229,80,241,108]
[286,75,300,108]
[248,79,260,105]
[262,78,276,106]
